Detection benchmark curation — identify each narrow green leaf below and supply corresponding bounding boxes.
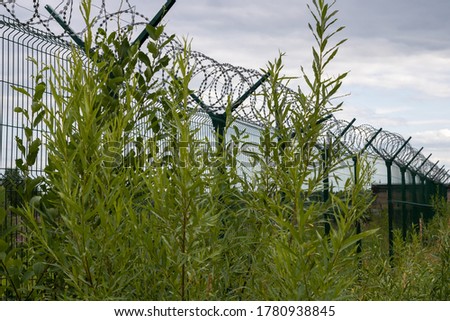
[312,47,320,67]
[34,82,46,101]
[14,107,28,117]
[33,111,45,128]
[144,66,154,81]
[145,25,164,41]
[340,229,379,252]
[22,269,35,282]
[15,136,26,154]
[148,42,159,59]
[138,52,151,68]
[31,101,42,114]
[15,159,26,171]
[11,86,31,97]
[26,138,41,166]
[24,127,33,140]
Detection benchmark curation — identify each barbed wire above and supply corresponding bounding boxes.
[0,2,448,184]
[0,0,151,38]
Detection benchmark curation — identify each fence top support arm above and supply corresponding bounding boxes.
[230,72,270,112]
[417,153,433,172]
[390,136,411,162]
[432,165,446,180]
[47,1,177,52]
[361,127,383,156]
[425,160,439,177]
[405,146,424,168]
[438,169,450,183]
[132,0,177,48]
[336,118,356,140]
[45,5,86,50]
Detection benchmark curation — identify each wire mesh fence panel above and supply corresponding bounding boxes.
[0,17,73,293]
[0,8,449,296]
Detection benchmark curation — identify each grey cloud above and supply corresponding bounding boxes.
[337,0,450,51]
[2,0,449,166]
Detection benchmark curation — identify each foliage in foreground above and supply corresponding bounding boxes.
[355,197,449,300]
[1,0,447,300]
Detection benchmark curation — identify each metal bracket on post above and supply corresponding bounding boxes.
[339,118,356,137]
[230,72,270,112]
[432,165,446,181]
[186,90,222,141]
[363,128,383,155]
[210,72,270,147]
[405,147,424,169]
[188,72,269,173]
[45,5,86,50]
[132,0,177,48]
[436,168,449,182]
[425,161,439,178]
[391,137,412,162]
[356,128,384,181]
[47,0,176,53]
[188,91,209,111]
[417,153,432,179]
[331,118,356,148]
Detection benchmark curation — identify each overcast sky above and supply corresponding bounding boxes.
[2,0,450,169]
[163,0,450,169]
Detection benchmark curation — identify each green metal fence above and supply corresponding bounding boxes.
[1,1,449,294]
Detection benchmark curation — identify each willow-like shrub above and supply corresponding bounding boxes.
[3,0,379,300]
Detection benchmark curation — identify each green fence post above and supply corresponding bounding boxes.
[385,159,395,258]
[400,167,407,240]
[403,147,423,237]
[203,72,270,173]
[411,172,418,227]
[354,127,382,252]
[415,154,432,224]
[208,113,227,165]
[326,119,356,237]
[384,137,411,259]
[424,162,439,221]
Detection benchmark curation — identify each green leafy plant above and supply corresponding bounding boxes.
[221,0,377,300]
[3,0,386,301]
[355,197,449,300]
[8,0,177,299]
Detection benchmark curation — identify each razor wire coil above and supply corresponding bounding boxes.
[0,1,448,184]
